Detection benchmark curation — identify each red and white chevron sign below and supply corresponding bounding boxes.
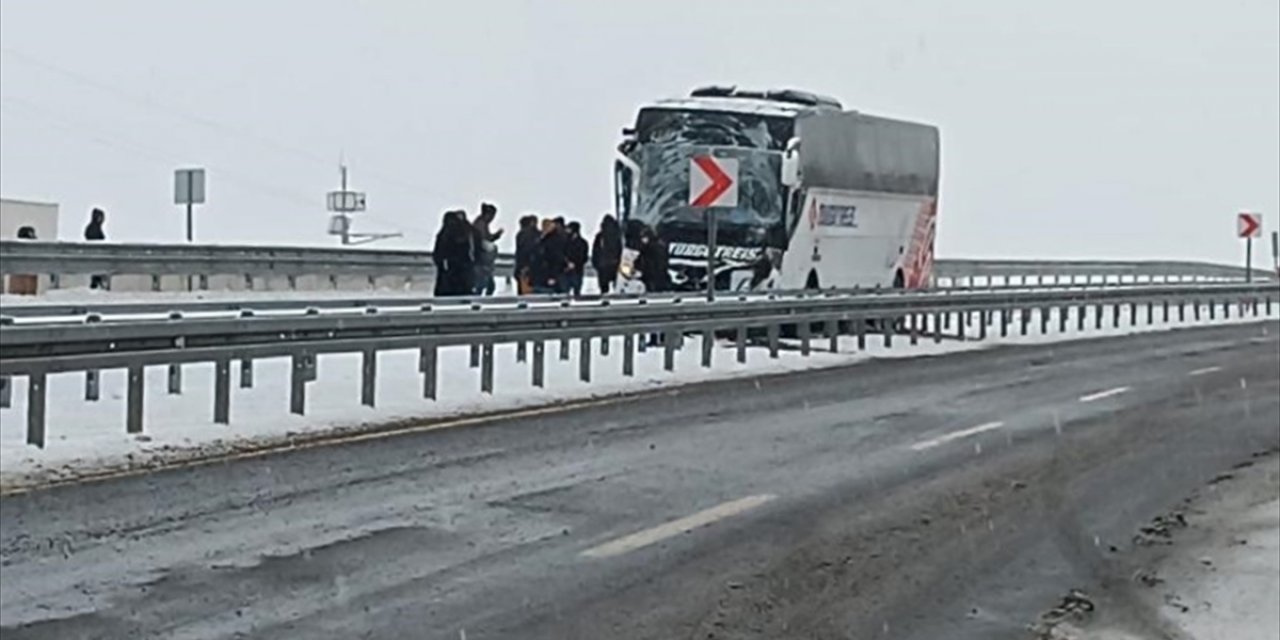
[1238,212,1262,239]
[689,155,738,208]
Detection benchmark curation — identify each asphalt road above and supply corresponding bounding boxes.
[2,321,1277,640]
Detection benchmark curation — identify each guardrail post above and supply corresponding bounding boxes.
[1019,308,1030,336]
[482,342,496,393]
[84,370,100,401]
[27,372,47,448]
[978,312,988,340]
[1076,305,1085,332]
[1113,304,1121,328]
[600,334,610,357]
[1195,300,1202,321]
[957,312,967,340]
[942,312,951,331]
[736,326,748,363]
[240,359,254,388]
[1095,304,1104,330]
[560,337,571,361]
[623,334,636,376]
[701,330,714,367]
[1129,302,1137,326]
[828,319,840,352]
[214,357,231,424]
[516,340,527,363]
[1208,300,1215,320]
[999,309,1009,337]
[800,321,812,355]
[664,330,677,371]
[578,338,591,383]
[419,344,438,400]
[637,332,648,353]
[127,365,145,434]
[533,341,546,388]
[1267,295,1273,316]
[931,313,942,343]
[0,375,10,409]
[1163,300,1170,323]
[1057,306,1067,333]
[884,318,894,347]
[856,318,867,350]
[909,315,919,346]
[167,364,183,395]
[1146,302,1154,325]
[290,354,310,415]
[1251,296,1259,316]
[361,349,378,407]
[1222,299,1230,319]
[469,344,481,369]
[768,324,781,358]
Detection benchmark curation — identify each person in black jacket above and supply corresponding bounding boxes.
[564,221,589,297]
[84,208,108,289]
[591,214,622,294]
[637,226,671,294]
[513,215,539,295]
[432,210,475,296]
[531,218,567,294]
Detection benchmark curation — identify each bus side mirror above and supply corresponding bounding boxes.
[781,137,801,187]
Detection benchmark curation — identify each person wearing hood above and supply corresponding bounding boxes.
[565,221,589,297]
[84,208,108,289]
[591,214,622,294]
[433,210,475,296]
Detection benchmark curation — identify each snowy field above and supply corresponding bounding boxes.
[0,303,1273,490]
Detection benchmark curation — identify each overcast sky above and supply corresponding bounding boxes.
[1,0,1277,264]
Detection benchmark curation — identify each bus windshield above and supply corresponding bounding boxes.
[636,108,795,151]
[631,143,786,247]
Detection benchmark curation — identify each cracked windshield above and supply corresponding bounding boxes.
[0,1,1277,639]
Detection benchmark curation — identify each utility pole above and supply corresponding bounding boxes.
[326,160,401,246]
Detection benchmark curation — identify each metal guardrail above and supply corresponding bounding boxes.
[1,241,1268,293]
[0,282,1275,448]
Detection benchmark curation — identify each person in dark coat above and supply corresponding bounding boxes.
[564,221,589,297]
[591,214,622,294]
[84,208,108,289]
[514,215,539,295]
[637,226,671,294]
[433,210,475,296]
[531,218,567,294]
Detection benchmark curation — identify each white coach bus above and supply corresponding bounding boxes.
[613,86,940,292]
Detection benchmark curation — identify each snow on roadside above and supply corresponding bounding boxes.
[0,304,1273,490]
[1036,453,1280,640]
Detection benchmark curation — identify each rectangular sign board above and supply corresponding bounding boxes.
[174,168,206,205]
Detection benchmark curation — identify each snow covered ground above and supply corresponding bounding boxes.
[0,303,1273,490]
[1042,453,1280,640]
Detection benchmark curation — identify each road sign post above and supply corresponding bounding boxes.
[1238,212,1262,283]
[689,155,738,301]
[1272,230,1279,279]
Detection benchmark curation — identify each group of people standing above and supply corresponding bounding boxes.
[433,203,634,297]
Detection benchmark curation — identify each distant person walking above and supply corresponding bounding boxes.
[84,208,108,290]
[472,202,504,296]
[591,214,622,294]
[514,215,539,295]
[432,210,475,296]
[565,221,589,297]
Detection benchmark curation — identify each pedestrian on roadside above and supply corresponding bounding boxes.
[532,218,567,294]
[472,202,504,296]
[84,208,108,290]
[591,214,622,294]
[514,215,539,295]
[432,210,475,296]
[565,221,589,297]
[637,226,671,345]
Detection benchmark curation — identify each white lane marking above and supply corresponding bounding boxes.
[581,494,776,559]
[1079,386,1131,403]
[910,421,1005,452]
[1188,366,1222,377]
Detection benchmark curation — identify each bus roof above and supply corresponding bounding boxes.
[645,96,826,119]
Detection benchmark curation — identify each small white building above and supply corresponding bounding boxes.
[0,197,60,240]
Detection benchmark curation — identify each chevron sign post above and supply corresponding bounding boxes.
[690,155,739,301]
